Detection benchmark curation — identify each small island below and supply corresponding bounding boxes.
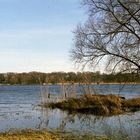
[44,94,140,116]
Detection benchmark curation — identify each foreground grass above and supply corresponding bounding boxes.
[0,130,58,140]
[0,130,108,140]
[45,94,140,116]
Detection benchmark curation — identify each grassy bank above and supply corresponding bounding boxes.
[0,130,108,140]
[0,130,58,140]
[44,94,140,116]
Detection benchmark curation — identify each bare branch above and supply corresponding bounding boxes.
[72,0,140,73]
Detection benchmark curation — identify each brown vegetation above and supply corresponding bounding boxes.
[0,72,140,85]
[0,130,108,140]
[122,98,140,112]
[0,130,59,140]
[45,94,140,116]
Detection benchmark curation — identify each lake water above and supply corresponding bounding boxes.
[0,85,140,139]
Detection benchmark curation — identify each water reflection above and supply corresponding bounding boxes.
[0,85,140,139]
[37,107,140,140]
[0,103,139,139]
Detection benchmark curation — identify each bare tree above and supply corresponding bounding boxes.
[71,0,140,73]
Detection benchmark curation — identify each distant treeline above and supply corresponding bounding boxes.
[0,72,140,85]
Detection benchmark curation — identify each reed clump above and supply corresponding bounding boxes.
[122,98,140,112]
[46,94,140,116]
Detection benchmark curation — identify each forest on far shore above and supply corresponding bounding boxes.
[0,71,140,85]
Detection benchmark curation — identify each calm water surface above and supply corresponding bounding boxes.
[0,85,140,139]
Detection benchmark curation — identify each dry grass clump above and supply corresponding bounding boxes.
[84,94,123,115]
[0,130,60,140]
[122,98,140,112]
[0,130,108,140]
[46,94,140,116]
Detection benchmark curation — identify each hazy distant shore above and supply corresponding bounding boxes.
[0,82,140,86]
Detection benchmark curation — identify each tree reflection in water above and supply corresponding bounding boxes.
[37,107,140,140]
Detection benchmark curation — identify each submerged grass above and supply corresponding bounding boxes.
[0,130,108,140]
[45,94,140,116]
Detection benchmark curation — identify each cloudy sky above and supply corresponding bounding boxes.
[0,0,86,73]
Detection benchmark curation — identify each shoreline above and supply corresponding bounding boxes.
[0,82,140,86]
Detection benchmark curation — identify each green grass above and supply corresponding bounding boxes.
[44,94,140,116]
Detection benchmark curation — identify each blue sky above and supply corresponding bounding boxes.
[0,0,86,73]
